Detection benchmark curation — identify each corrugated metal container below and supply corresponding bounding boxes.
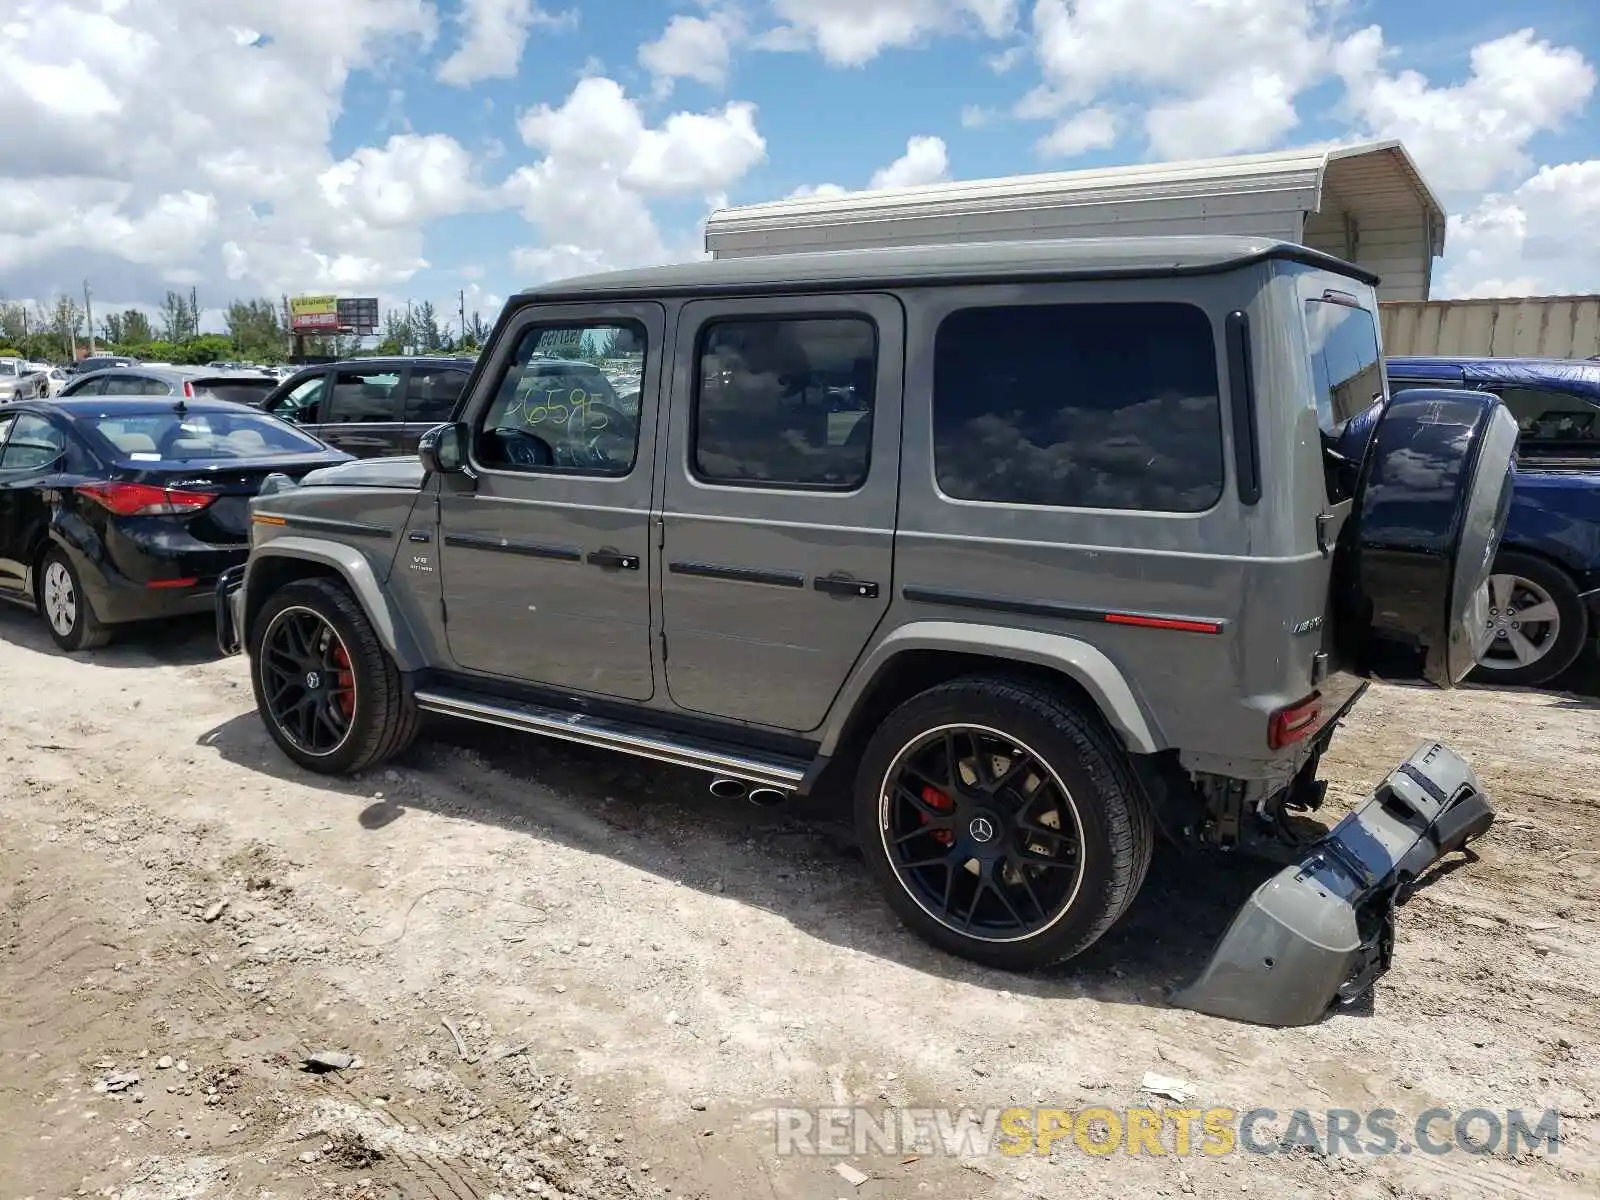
[1380,296,1600,358]
[706,140,1446,302]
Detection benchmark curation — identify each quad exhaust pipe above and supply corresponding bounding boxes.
[708,778,788,807]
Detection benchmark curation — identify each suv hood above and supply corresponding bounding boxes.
[300,455,427,490]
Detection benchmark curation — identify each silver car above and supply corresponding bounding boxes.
[61,364,281,407]
[0,357,47,402]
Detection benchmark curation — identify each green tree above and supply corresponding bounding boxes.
[49,296,85,358]
[122,309,155,346]
[158,290,199,343]
[0,301,28,348]
[376,307,412,355]
[463,310,492,349]
[173,334,235,365]
[225,298,286,361]
[413,300,441,352]
[100,308,154,349]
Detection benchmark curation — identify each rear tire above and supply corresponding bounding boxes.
[37,548,113,652]
[1470,550,1588,688]
[249,578,418,774]
[854,676,1152,972]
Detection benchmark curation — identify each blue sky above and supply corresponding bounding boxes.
[3,0,1598,332]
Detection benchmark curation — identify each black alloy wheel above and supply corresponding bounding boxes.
[248,577,419,775]
[882,724,1086,941]
[258,606,357,756]
[855,677,1152,971]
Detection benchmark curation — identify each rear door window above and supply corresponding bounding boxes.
[931,301,1224,512]
[403,366,468,424]
[269,373,328,424]
[325,369,401,423]
[693,316,876,489]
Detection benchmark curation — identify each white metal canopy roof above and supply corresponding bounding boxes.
[704,140,1447,301]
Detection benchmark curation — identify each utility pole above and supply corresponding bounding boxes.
[83,280,96,354]
[459,290,466,347]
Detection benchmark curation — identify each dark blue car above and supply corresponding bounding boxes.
[1388,356,1600,686]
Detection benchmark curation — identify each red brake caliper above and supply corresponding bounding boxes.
[920,785,955,846]
[332,646,354,717]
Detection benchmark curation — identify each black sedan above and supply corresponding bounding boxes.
[0,396,352,651]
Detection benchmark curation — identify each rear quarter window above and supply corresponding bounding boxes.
[931,301,1224,512]
[1304,297,1384,435]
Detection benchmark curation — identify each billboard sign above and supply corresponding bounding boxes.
[337,297,379,336]
[289,294,339,332]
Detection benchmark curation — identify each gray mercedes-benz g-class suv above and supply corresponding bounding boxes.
[218,237,1516,1025]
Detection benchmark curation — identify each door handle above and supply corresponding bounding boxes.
[587,548,639,571]
[815,575,880,599]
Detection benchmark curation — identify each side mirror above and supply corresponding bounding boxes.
[419,421,470,475]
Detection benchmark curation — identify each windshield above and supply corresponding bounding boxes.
[0,361,17,377]
[85,409,331,462]
[190,378,278,406]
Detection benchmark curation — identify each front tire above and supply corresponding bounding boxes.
[37,548,112,652]
[854,676,1153,972]
[1471,550,1588,687]
[249,578,418,774]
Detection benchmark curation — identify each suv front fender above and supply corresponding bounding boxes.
[822,621,1162,756]
[242,537,426,671]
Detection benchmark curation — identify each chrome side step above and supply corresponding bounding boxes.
[412,686,811,791]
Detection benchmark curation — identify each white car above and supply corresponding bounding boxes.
[39,366,69,396]
[0,357,47,402]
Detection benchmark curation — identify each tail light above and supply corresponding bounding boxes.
[182,380,195,398]
[1268,692,1323,750]
[76,481,216,516]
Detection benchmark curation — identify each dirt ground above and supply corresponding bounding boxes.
[1,610,1595,1200]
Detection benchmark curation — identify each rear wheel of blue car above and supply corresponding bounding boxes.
[854,676,1153,971]
[250,578,419,775]
[1471,550,1588,688]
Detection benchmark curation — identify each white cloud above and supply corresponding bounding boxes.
[1438,161,1600,298]
[960,104,999,129]
[869,135,951,189]
[639,13,738,91]
[436,0,573,87]
[790,135,952,197]
[1025,0,1334,158]
[1333,27,1596,194]
[1145,68,1300,158]
[515,76,766,196]
[0,0,466,303]
[987,44,1026,73]
[1032,0,1326,103]
[1036,107,1117,158]
[317,134,485,227]
[505,76,767,279]
[628,105,767,193]
[788,183,851,199]
[765,0,1018,66]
